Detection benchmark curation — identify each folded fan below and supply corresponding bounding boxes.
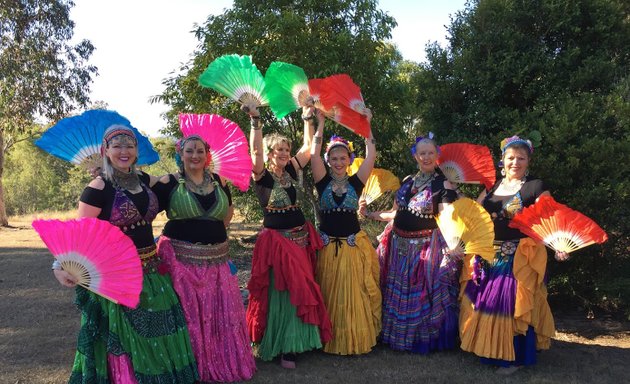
[198,54,268,108]
[179,114,252,192]
[509,195,608,253]
[35,109,160,169]
[437,143,496,190]
[436,198,495,261]
[32,218,142,308]
[264,61,311,119]
[347,157,400,204]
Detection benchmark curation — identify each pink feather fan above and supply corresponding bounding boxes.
[32,218,142,308]
[179,113,252,192]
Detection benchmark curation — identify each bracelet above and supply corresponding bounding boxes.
[302,114,315,121]
[250,118,262,130]
[52,259,62,270]
[314,136,323,144]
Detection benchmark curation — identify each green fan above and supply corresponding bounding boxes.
[199,54,269,108]
[264,61,311,120]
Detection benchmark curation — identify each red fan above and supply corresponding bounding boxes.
[437,143,496,190]
[32,218,142,308]
[509,195,608,253]
[309,78,370,138]
[179,114,252,192]
[320,74,368,115]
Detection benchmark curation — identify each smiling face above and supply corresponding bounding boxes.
[413,141,438,173]
[502,146,530,181]
[327,146,351,177]
[268,141,291,169]
[104,135,137,171]
[181,138,208,173]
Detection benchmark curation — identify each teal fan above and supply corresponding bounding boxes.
[264,61,310,119]
[198,54,269,108]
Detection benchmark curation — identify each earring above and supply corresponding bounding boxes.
[501,168,506,176]
[525,169,529,176]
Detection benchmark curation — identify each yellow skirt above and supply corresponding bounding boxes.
[316,231,382,355]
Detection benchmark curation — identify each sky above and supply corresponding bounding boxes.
[70,0,467,137]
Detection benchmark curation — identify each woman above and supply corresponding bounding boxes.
[153,134,255,382]
[459,135,560,374]
[310,112,381,355]
[360,134,459,354]
[52,125,198,383]
[244,105,332,369]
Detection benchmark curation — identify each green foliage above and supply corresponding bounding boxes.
[419,0,630,316]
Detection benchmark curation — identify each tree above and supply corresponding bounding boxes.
[0,0,96,226]
[154,0,425,221]
[418,0,630,315]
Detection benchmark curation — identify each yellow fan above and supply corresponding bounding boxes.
[347,158,400,205]
[436,198,495,261]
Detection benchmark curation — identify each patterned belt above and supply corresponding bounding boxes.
[170,239,230,266]
[393,227,434,238]
[138,244,159,269]
[278,225,309,248]
[265,205,300,214]
[319,231,357,257]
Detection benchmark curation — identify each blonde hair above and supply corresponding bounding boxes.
[263,132,292,160]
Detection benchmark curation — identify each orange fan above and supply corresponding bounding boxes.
[347,157,400,204]
[437,143,496,190]
[320,74,368,115]
[509,195,608,253]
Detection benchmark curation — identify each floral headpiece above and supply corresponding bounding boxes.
[500,135,533,155]
[174,134,212,169]
[410,132,440,155]
[101,125,137,156]
[324,135,355,163]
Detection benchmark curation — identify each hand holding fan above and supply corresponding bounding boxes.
[179,114,252,192]
[35,109,160,170]
[264,61,311,119]
[198,54,268,109]
[436,198,495,261]
[509,195,608,253]
[437,143,496,190]
[347,157,400,204]
[32,218,142,308]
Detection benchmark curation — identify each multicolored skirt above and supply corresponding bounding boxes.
[69,245,198,384]
[376,225,461,354]
[459,238,555,365]
[316,230,381,355]
[246,222,332,361]
[157,236,255,382]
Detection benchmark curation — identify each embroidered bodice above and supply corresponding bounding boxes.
[167,177,228,221]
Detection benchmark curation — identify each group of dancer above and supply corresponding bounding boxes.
[51,103,566,382]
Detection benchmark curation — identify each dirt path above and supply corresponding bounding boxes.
[1,220,629,384]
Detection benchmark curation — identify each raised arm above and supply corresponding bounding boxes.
[245,105,265,179]
[292,105,316,170]
[310,109,327,182]
[355,110,375,184]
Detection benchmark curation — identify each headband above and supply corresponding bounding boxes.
[410,132,440,155]
[500,135,533,155]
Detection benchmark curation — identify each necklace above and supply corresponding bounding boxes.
[330,173,349,196]
[500,177,525,194]
[411,171,434,193]
[112,168,141,192]
[271,169,292,188]
[185,170,214,195]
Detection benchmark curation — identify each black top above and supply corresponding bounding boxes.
[151,173,232,245]
[316,174,364,237]
[79,171,156,248]
[254,161,306,229]
[393,174,457,232]
[483,177,547,240]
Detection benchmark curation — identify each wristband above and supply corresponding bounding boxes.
[52,259,62,270]
[302,114,315,121]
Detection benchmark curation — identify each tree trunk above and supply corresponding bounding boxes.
[0,128,8,226]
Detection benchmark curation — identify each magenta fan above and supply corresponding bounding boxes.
[32,218,142,308]
[179,113,252,192]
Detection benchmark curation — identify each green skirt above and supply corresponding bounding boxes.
[69,270,198,384]
[256,269,322,361]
